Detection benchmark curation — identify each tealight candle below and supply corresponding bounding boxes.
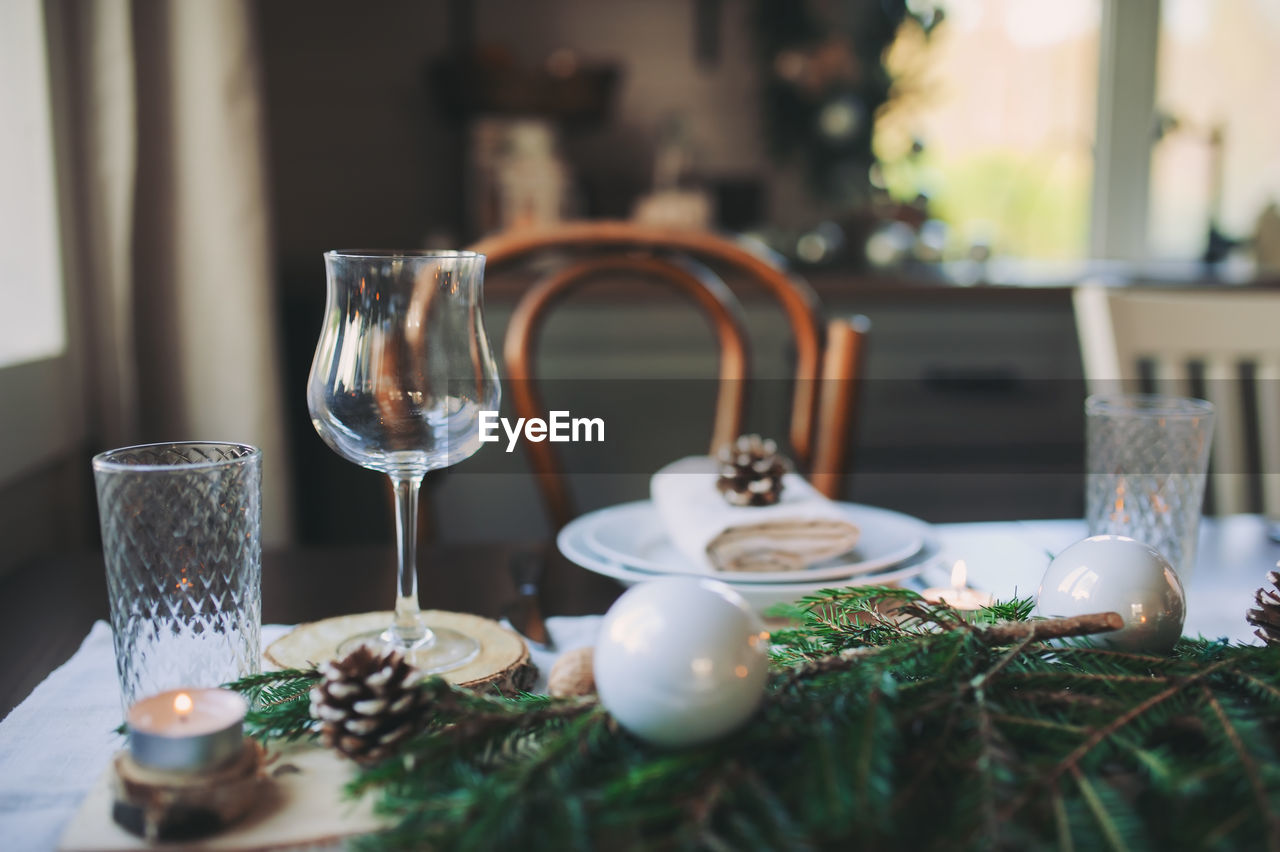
[922,560,994,611]
[126,687,247,772]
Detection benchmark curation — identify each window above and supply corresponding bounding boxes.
[0,0,81,485]
[877,0,1101,261]
[1148,0,1280,261]
[877,0,1280,269]
[0,0,67,367]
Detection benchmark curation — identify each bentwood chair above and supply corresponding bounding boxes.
[471,221,868,530]
[1073,284,1280,517]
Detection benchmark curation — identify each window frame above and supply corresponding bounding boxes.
[1089,0,1162,262]
[0,0,86,487]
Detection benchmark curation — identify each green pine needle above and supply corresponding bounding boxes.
[229,586,1280,851]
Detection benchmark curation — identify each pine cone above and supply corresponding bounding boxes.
[715,434,789,507]
[1247,570,1280,647]
[309,646,429,764]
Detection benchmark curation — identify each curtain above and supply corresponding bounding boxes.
[53,0,292,544]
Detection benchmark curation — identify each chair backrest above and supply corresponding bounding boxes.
[472,221,866,529]
[1074,284,1280,516]
[810,313,870,500]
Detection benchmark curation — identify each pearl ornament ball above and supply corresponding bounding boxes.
[1036,535,1186,653]
[593,577,770,747]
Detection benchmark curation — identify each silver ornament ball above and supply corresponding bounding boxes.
[1036,535,1186,653]
[593,577,770,747]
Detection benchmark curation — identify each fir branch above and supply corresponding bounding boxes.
[1006,690,1120,712]
[1069,765,1135,852]
[1047,644,1190,667]
[1003,671,1173,686]
[229,586,1280,851]
[1201,805,1255,849]
[1200,684,1280,852]
[972,634,1037,689]
[227,667,321,742]
[1052,780,1075,852]
[891,691,963,813]
[999,657,1235,823]
[1232,670,1280,707]
[988,713,1089,734]
[971,680,1007,847]
[225,667,317,689]
[226,668,318,708]
[974,595,1037,624]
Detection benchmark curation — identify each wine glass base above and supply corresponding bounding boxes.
[336,625,481,675]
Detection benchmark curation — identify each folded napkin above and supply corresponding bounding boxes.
[650,456,861,573]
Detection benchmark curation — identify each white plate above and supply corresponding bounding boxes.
[579,500,928,583]
[558,515,938,613]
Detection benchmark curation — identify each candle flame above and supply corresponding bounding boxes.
[173,692,194,717]
[1111,479,1129,522]
[950,560,968,589]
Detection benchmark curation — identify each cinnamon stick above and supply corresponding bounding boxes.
[979,612,1124,645]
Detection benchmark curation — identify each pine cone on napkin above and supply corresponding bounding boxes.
[716,435,789,507]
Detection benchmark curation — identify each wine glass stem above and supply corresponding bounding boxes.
[390,474,428,646]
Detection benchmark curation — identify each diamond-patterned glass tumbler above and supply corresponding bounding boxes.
[1085,395,1215,583]
[93,442,262,710]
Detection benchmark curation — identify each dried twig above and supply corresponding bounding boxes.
[979,612,1124,645]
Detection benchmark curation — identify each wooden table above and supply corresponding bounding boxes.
[0,542,622,720]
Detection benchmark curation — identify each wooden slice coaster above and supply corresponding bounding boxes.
[265,611,533,693]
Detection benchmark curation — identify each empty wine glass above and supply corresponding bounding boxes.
[307,250,499,672]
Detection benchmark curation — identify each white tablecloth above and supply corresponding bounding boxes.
[1,517,1273,850]
[0,617,601,852]
[0,624,281,851]
[928,518,1272,645]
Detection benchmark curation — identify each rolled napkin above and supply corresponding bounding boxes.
[650,456,861,573]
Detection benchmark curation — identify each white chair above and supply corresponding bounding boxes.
[1073,284,1280,516]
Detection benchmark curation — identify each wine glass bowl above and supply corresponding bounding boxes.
[308,250,498,672]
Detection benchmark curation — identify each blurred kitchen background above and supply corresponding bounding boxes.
[4,0,1280,573]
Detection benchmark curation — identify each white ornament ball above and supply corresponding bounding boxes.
[1036,535,1186,653]
[593,577,770,747]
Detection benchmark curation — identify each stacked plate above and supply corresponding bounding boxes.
[558,500,942,612]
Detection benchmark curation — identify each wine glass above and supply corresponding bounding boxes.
[307,250,499,672]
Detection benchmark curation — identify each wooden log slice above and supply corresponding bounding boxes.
[265,611,534,694]
[111,740,265,841]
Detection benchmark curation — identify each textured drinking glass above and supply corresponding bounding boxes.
[1085,395,1215,582]
[307,250,499,673]
[93,442,262,711]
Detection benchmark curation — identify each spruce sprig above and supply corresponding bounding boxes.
[226,667,320,742]
[233,586,1280,852]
